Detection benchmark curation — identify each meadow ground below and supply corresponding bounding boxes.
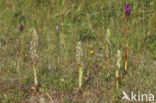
[0,0,156,103]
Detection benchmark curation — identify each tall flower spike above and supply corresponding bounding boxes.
[106,29,111,44]
[30,28,39,91]
[76,41,84,90]
[106,29,111,59]
[30,28,39,63]
[76,41,83,65]
[117,50,122,69]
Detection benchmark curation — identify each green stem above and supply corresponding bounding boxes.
[79,66,83,88]
[33,63,38,86]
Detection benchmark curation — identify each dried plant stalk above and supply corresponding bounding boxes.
[30,28,39,88]
[76,41,84,89]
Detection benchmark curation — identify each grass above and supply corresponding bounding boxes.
[0,0,156,103]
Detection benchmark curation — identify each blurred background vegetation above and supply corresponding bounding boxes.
[0,0,156,102]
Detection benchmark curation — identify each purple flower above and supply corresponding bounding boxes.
[56,26,59,30]
[125,5,130,16]
[19,24,24,31]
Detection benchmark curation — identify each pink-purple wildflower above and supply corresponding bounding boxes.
[125,5,130,16]
[56,26,59,30]
[19,24,24,32]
